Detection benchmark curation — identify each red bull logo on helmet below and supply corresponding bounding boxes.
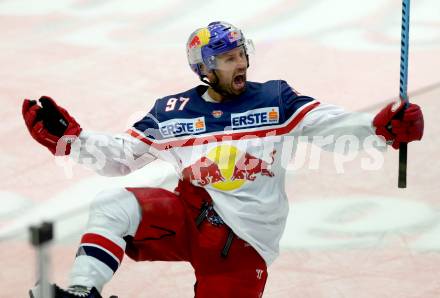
[182,145,276,191]
[189,36,201,49]
[227,30,241,43]
[188,28,211,49]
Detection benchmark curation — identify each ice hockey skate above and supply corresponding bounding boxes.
[29,283,105,298]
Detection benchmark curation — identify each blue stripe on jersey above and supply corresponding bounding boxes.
[76,245,119,273]
[132,80,316,140]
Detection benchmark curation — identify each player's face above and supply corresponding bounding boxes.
[210,46,248,96]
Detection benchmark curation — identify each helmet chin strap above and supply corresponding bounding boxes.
[200,70,235,99]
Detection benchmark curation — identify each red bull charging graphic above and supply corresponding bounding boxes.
[188,28,211,49]
[182,145,276,191]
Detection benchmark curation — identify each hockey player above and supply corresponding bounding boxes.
[23,21,423,298]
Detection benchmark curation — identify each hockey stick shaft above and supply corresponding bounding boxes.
[30,222,54,298]
[398,0,411,188]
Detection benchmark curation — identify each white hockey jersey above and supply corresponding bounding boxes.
[72,80,383,265]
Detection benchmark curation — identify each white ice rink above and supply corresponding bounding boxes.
[1,0,439,297]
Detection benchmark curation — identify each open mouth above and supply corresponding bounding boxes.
[233,74,246,90]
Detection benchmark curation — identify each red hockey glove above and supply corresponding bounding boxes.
[22,96,82,155]
[373,100,424,149]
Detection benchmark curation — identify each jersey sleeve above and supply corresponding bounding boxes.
[131,103,162,140]
[126,100,168,145]
[280,80,317,122]
[280,81,385,152]
[297,103,386,152]
[70,103,160,177]
[70,130,157,177]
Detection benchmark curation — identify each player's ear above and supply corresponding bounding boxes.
[200,64,216,83]
[200,64,209,76]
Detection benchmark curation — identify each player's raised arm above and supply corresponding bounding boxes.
[70,130,157,177]
[22,96,157,176]
[298,103,381,152]
[279,81,381,152]
[289,92,423,152]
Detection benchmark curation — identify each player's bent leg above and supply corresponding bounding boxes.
[124,187,191,262]
[69,188,141,293]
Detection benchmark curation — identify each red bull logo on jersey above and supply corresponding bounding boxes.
[231,150,275,181]
[182,145,276,191]
[231,107,279,129]
[211,110,223,118]
[159,117,206,138]
[182,156,225,186]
